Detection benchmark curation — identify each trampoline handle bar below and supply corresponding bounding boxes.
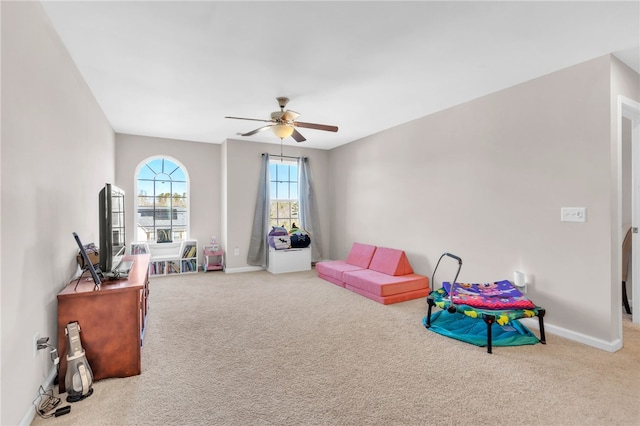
[443,252,462,264]
[431,252,463,292]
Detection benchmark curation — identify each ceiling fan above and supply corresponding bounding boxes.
[225,97,338,143]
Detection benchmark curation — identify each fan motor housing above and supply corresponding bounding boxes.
[276,97,289,109]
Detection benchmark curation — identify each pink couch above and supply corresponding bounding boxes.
[316,243,430,305]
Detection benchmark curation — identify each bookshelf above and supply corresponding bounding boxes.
[180,240,198,274]
[131,240,198,276]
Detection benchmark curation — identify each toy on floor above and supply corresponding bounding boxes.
[316,243,430,304]
[423,252,546,353]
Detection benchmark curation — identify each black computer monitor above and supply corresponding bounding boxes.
[73,232,101,287]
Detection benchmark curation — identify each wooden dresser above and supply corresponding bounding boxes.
[57,254,150,392]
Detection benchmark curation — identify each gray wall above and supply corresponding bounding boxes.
[328,55,639,345]
[1,2,115,424]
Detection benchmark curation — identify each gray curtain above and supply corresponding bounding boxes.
[298,157,323,262]
[247,153,270,266]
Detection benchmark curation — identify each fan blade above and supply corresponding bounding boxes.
[293,121,338,132]
[280,110,300,122]
[291,129,306,143]
[241,125,272,136]
[225,116,274,124]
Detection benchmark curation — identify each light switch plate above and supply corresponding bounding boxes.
[561,207,586,222]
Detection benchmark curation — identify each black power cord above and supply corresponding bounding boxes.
[33,339,69,419]
[33,386,71,419]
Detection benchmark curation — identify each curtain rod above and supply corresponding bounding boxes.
[261,153,306,160]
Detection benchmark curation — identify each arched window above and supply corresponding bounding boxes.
[135,157,189,242]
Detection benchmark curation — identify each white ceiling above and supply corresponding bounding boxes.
[40,1,639,150]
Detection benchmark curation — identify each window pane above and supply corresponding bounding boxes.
[154,195,169,207]
[173,196,187,208]
[280,219,292,230]
[146,159,163,173]
[173,228,187,241]
[289,164,298,181]
[138,166,156,180]
[155,180,171,195]
[175,208,187,225]
[270,182,276,197]
[160,159,175,174]
[168,165,185,181]
[269,201,277,220]
[157,172,172,182]
[137,196,154,207]
[277,201,290,219]
[137,180,154,195]
[276,181,288,199]
[276,163,289,180]
[172,181,187,196]
[290,183,298,198]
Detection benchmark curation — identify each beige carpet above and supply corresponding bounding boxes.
[32,270,640,425]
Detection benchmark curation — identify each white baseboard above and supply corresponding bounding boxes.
[19,366,58,426]
[520,318,622,352]
[223,266,264,274]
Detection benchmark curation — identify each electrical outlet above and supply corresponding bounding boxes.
[33,332,40,358]
[561,207,586,223]
[234,247,240,256]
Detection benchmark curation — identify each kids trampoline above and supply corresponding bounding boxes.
[423,253,546,353]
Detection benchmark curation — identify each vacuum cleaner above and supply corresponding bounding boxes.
[64,321,94,402]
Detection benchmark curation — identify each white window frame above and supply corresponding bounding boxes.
[269,159,299,230]
[134,156,190,242]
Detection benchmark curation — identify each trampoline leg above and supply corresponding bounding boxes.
[537,309,547,345]
[483,314,495,354]
[425,297,435,328]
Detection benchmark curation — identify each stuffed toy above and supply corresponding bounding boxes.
[289,223,311,248]
[268,226,291,249]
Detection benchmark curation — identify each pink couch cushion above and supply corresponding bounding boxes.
[367,247,414,276]
[317,273,344,287]
[346,285,430,305]
[345,243,377,268]
[343,269,428,296]
[315,260,364,282]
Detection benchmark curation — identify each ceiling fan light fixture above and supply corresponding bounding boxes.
[272,124,294,139]
[226,97,338,142]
